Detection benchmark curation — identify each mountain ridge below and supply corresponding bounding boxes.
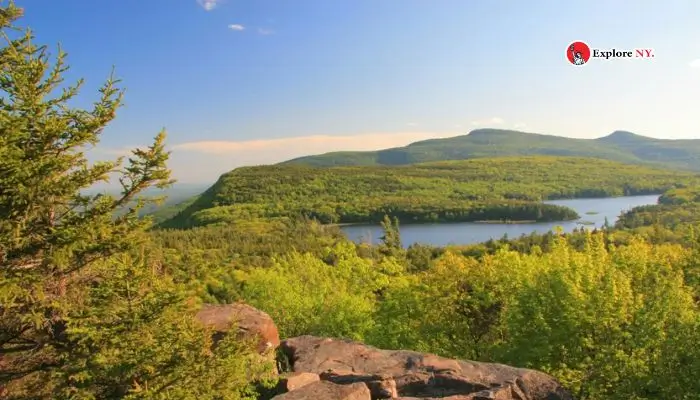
[158,156,700,230]
[279,129,700,171]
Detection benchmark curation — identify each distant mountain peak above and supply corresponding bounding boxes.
[468,128,524,135]
[599,131,648,141]
[609,130,638,136]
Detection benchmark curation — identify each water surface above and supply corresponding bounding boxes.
[341,195,659,248]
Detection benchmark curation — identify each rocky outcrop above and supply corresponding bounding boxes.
[192,304,572,399]
[278,336,573,400]
[276,372,321,392]
[271,381,371,400]
[195,303,280,353]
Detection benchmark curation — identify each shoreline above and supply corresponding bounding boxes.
[473,220,538,224]
[327,193,661,228]
[330,219,570,228]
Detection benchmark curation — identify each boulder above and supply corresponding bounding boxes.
[196,303,280,353]
[271,381,371,400]
[280,336,573,400]
[277,372,321,392]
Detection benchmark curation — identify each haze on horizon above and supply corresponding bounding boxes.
[16,0,700,183]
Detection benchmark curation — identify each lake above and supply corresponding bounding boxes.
[341,195,660,248]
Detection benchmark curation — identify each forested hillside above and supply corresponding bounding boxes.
[160,156,700,229]
[281,128,700,171]
[150,186,700,399]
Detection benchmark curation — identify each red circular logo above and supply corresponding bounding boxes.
[567,41,591,65]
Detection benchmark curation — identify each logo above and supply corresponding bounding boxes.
[566,40,655,66]
[567,41,591,66]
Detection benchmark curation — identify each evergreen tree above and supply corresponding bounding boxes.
[0,4,271,398]
[379,215,402,257]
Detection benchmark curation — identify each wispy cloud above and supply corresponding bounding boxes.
[513,122,528,130]
[406,122,419,127]
[471,117,504,126]
[171,132,454,156]
[257,28,275,35]
[197,0,221,11]
[94,131,460,184]
[228,24,245,31]
[689,59,700,68]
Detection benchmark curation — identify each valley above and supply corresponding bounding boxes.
[158,156,699,230]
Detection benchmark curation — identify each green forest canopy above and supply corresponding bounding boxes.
[160,156,700,229]
[152,187,700,400]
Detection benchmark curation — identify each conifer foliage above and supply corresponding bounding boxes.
[0,3,268,398]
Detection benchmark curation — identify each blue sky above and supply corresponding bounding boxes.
[13,0,700,183]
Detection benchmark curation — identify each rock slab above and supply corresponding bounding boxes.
[277,372,321,392]
[271,381,371,400]
[280,336,573,400]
